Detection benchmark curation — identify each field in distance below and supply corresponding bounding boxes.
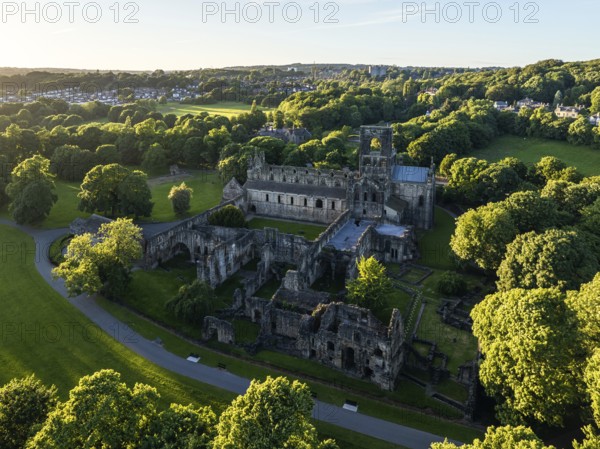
[157,101,272,118]
[473,135,600,177]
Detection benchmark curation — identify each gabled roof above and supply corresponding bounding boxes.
[391,165,430,184]
[245,180,347,199]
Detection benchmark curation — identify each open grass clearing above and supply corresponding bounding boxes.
[472,135,600,177]
[248,217,328,241]
[157,101,272,118]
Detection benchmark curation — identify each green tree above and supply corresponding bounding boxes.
[496,229,600,292]
[502,191,562,233]
[471,288,585,426]
[431,425,554,449]
[78,164,153,218]
[168,182,193,215]
[437,271,467,296]
[208,205,247,228]
[166,280,216,325]
[95,144,121,164]
[439,153,458,178]
[568,117,594,146]
[6,155,57,224]
[141,143,168,173]
[27,370,215,449]
[53,218,142,299]
[212,376,337,449]
[347,256,393,311]
[117,170,154,218]
[0,376,57,449]
[567,274,600,351]
[474,164,521,204]
[450,203,517,271]
[49,145,98,182]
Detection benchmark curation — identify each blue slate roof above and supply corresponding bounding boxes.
[391,165,430,183]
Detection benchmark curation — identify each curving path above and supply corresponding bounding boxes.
[0,219,462,449]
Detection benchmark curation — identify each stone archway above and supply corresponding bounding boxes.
[171,242,194,263]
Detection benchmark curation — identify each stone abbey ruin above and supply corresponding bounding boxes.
[142,125,437,390]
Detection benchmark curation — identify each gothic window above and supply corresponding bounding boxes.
[266,194,269,202]
[327,341,335,351]
[304,198,308,207]
[290,197,294,206]
[278,195,282,204]
[331,201,336,210]
[316,199,323,209]
[363,192,368,202]
[372,193,377,202]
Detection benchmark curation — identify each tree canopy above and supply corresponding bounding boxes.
[53,218,143,299]
[471,288,585,426]
[347,256,393,311]
[213,376,337,449]
[6,155,57,224]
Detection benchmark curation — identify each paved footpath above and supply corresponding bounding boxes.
[0,219,463,449]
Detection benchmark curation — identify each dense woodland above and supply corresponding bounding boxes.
[2,59,600,448]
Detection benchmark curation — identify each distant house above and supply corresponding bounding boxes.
[258,126,312,145]
[589,113,600,126]
[424,87,439,96]
[493,101,509,111]
[368,65,388,78]
[517,97,548,110]
[555,104,584,119]
[284,127,312,145]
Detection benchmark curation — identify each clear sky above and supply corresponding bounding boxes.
[1,0,597,70]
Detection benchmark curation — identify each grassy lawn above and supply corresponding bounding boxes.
[0,225,235,412]
[473,135,600,177]
[0,171,225,229]
[157,101,272,119]
[248,217,327,241]
[315,422,409,449]
[254,278,281,299]
[418,207,457,270]
[416,271,479,375]
[148,171,223,222]
[42,180,90,229]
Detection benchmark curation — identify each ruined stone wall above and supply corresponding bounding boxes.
[392,179,435,230]
[235,289,405,390]
[246,188,346,224]
[252,228,312,266]
[199,231,257,288]
[371,229,418,264]
[202,317,235,344]
[345,224,375,280]
[144,195,247,267]
[248,152,355,188]
[281,211,351,291]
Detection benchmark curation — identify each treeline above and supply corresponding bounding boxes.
[444,154,600,446]
[0,371,338,449]
[275,59,600,166]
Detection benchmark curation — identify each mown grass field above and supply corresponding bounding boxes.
[473,135,600,176]
[157,101,272,118]
[417,207,457,271]
[0,225,234,411]
[0,171,224,229]
[248,217,327,241]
